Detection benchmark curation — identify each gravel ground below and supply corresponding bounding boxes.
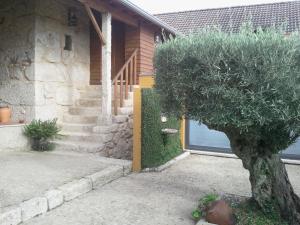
[23,154,300,225]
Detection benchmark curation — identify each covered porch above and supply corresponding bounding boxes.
[0,0,169,124]
[0,0,175,155]
[82,0,161,120]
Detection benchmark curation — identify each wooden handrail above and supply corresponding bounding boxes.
[112,49,138,83]
[112,49,138,115]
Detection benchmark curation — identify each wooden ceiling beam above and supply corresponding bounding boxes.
[83,3,106,46]
[79,0,139,27]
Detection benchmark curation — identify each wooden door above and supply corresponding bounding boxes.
[90,10,102,85]
[111,20,125,79]
[90,17,125,84]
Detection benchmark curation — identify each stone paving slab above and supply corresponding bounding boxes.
[0,151,131,224]
[197,221,215,225]
[0,151,131,209]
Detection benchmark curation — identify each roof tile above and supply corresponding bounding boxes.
[155,1,300,34]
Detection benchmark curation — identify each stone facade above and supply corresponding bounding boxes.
[0,0,133,159]
[0,0,90,122]
[34,0,90,121]
[0,0,36,121]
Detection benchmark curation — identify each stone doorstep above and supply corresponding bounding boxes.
[0,162,132,225]
[142,151,190,172]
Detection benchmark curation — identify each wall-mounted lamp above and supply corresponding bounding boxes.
[68,8,78,27]
[161,114,168,123]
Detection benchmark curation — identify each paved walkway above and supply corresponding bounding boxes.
[23,155,300,225]
[0,151,130,209]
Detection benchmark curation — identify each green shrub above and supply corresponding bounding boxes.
[141,88,181,168]
[24,118,61,151]
[191,209,202,221]
[200,193,219,206]
[192,193,219,222]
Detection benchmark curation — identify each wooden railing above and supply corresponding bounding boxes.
[112,49,138,115]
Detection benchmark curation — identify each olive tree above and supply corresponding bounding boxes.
[154,27,300,224]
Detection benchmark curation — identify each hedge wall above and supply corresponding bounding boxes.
[141,88,182,168]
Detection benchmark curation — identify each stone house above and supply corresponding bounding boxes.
[0,0,177,158]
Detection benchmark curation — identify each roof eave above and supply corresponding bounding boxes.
[117,0,182,35]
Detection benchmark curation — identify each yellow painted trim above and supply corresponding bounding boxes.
[180,118,186,149]
[140,76,154,88]
[132,87,142,172]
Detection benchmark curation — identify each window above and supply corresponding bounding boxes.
[64,35,72,51]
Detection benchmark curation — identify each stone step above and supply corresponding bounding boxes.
[69,107,101,116]
[128,92,134,99]
[123,99,133,107]
[59,123,96,133]
[60,131,113,143]
[53,140,106,154]
[63,114,98,124]
[84,85,101,92]
[113,115,129,123]
[118,107,133,115]
[93,124,119,134]
[80,91,102,99]
[75,98,101,107]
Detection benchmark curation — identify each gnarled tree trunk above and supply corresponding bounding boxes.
[229,135,300,225]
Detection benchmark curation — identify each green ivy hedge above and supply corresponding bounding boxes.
[141,88,182,168]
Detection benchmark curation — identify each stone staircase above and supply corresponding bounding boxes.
[55,85,134,156]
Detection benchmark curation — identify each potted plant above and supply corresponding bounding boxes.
[0,102,11,123]
[24,118,61,151]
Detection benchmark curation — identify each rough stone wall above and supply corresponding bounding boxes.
[0,0,36,122]
[0,0,90,122]
[34,0,90,121]
[103,115,133,160]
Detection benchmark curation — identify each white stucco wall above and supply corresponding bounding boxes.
[34,0,90,121]
[0,0,36,122]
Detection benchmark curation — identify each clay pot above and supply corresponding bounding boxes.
[205,200,235,225]
[0,106,11,123]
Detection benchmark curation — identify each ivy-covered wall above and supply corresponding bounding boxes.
[141,88,182,168]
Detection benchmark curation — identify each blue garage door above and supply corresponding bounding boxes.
[187,120,300,159]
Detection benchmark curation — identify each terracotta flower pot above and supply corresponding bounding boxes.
[0,107,11,123]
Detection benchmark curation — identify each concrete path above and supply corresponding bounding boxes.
[0,151,130,209]
[23,155,300,225]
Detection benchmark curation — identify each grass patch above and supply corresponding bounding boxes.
[234,199,288,225]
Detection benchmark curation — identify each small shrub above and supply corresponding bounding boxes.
[191,209,202,221]
[192,193,219,222]
[24,118,61,151]
[200,193,219,206]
